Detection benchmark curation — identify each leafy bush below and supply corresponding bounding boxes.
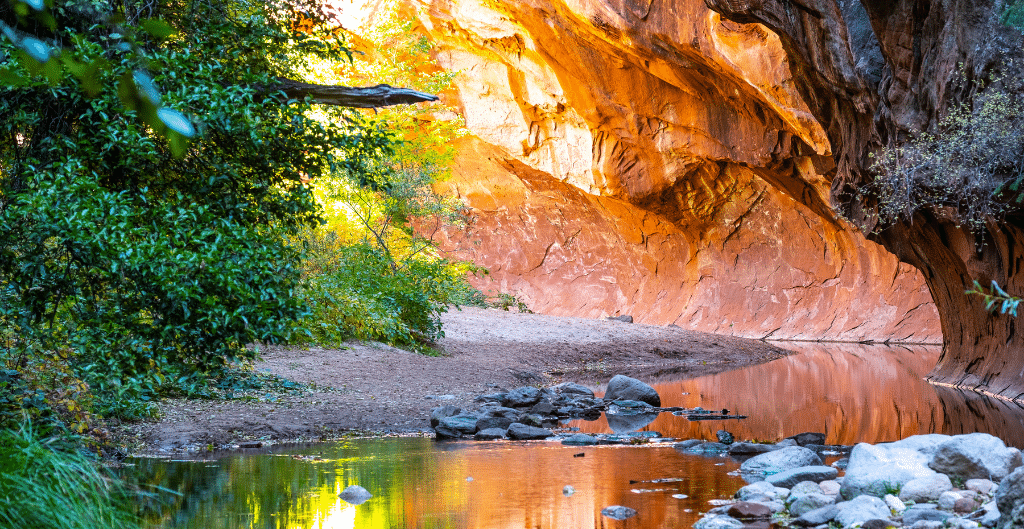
[0,420,140,529]
[869,74,1024,233]
[295,231,484,351]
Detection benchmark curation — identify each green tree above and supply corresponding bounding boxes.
[0,0,434,416]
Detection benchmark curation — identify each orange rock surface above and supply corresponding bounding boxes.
[414,0,939,342]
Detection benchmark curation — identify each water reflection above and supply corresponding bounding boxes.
[133,440,745,529]
[575,343,1024,448]
[133,343,1024,529]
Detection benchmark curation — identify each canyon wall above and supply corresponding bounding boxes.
[703,0,1024,400]
[413,0,940,342]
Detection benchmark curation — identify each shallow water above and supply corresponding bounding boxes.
[576,342,1024,447]
[134,343,1024,529]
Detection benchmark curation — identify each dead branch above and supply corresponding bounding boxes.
[270,77,439,108]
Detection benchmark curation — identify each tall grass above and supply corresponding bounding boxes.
[0,421,139,529]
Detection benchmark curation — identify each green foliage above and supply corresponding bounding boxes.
[295,232,483,352]
[1002,0,1024,30]
[868,71,1024,234]
[0,0,364,417]
[0,419,140,529]
[966,279,1022,316]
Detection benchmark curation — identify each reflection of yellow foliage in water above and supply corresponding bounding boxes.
[140,438,751,529]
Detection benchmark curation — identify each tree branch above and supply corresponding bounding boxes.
[270,77,440,108]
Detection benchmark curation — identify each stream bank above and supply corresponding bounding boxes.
[113,307,790,454]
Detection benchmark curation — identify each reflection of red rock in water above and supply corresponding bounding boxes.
[571,344,1024,448]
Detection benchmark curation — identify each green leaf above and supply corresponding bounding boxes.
[141,18,176,40]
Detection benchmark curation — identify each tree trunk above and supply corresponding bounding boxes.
[705,0,1024,401]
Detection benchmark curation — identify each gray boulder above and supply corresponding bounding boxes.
[502,386,543,407]
[740,446,823,481]
[506,423,553,440]
[902,505,952,525]
[729,442,782,456]
[434,414,479,438]
[840,435,949,499]
[603,374,660,406]
[735,481,789,501]
[429,405,462,427]
[787,432,827,446]
[979,500,1001,528]
[767,466,839,488]
[789,493,837,517]
[929,433,1023,482]
[966,478,997,495]
[996,466,1024,529]
[693,515,744,529]
[899,473,953,503]
[561,433,598,446]
[834,495,891,529]
[716,430,735,444]
[551,382,595,398]
[792,504,839,526]
[339,485,372,505]
[681,441,731,454]
[475,416,513,431]
[484,406,522,419]
[473,393,505,404]
[599,505,637,520]
[790,481,824,496]
[474,428,507,440]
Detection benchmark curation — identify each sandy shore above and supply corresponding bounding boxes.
[114,307,791,453]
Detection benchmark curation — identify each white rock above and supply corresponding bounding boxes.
[937,490,962,511]
[820,480,841,496]
[841,436,949,500]
[740,447,823,481]
[929,433,1023,481]
[735,481,782,501]
[693,515,744,529]
[899,473,953,503]
[884,493,906,514]
[965,478,996,496]
[834,494,892,529]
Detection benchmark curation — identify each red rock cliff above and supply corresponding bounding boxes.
[409,0,940,343]
[705,0,1024,401]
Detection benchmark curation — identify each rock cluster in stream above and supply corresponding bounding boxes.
[694,433,1024,529]
[430,375,733,442]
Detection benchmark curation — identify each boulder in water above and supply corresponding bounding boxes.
[339,485,372,505]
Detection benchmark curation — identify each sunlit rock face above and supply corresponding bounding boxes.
[416,0,939,342]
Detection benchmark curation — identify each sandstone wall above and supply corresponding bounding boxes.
[415,0,940,342]
[704,0,1024,400]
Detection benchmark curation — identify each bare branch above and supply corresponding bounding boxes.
[269,77,439,108]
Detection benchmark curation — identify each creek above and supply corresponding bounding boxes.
[131,343,1024,529]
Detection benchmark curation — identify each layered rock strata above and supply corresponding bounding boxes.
[415,0,939,342]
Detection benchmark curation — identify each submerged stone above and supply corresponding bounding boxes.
[600,505,637,520]
[339,485,372,505]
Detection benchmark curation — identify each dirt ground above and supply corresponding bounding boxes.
[115,307,791,454]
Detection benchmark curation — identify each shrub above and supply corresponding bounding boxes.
[294,232,484,351]
[868,74,1024,234]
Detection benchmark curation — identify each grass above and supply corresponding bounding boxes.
[0,421,140,529]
